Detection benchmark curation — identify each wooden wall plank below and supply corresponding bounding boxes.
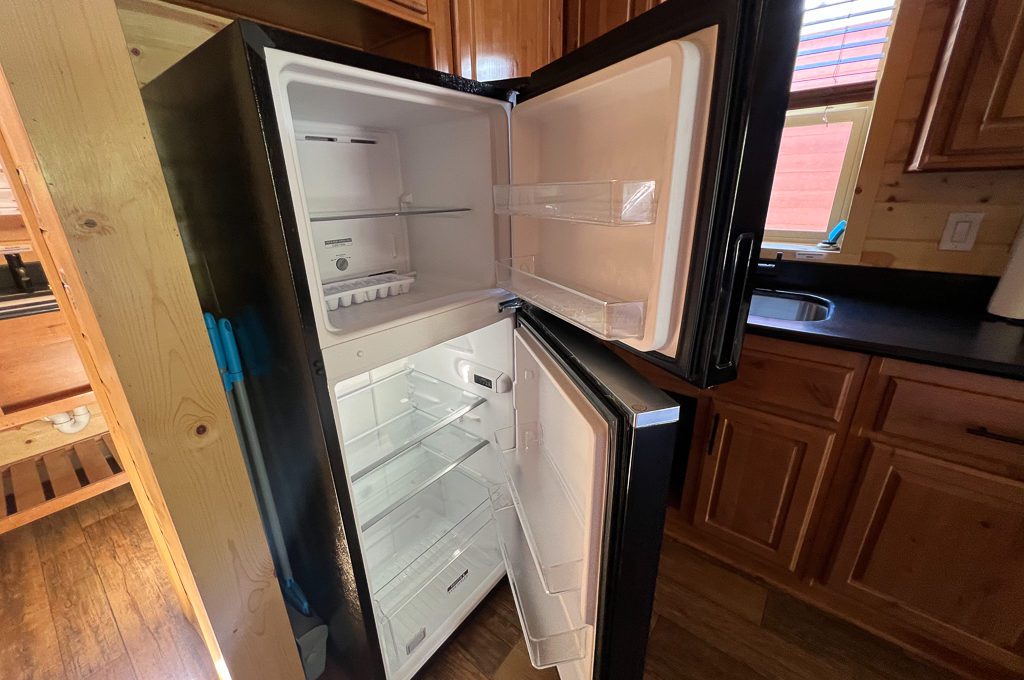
[866,203,1024,243]
[847,0,1024,276]
[0,2,303,678]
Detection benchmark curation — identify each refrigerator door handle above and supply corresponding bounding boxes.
[713,231,755,370]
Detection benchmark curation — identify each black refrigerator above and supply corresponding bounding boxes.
[143,2,800,678]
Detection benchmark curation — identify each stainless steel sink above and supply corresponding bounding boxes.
[749,289,832,322]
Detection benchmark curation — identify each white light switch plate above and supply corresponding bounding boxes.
[940,212,984,251]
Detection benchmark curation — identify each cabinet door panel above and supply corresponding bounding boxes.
[911,0,1024,169]
[829,443,1024,658]
[452,0,562,81]
[564,0,665,52]
[694,402,835,572]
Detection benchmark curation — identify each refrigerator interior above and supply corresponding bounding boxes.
[265,32,714,354]
[330,318,608,680]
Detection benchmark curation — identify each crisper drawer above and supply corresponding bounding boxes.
[493,502,591,668]
[373,501,502,671]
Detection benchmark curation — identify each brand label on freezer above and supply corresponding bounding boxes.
[447,568,470,594]
[324,237,353,248]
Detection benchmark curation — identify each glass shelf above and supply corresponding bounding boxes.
[493,180,657,226]
[373,502,502,671]
[495,256,645,340]
[494,503,590,668]
[310,206,471,222]
[353,424,489,531]
[362,467,491,592]
[339,369,486,480]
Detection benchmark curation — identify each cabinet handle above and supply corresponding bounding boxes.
[706,413,721,456]
[965,425,1024,447]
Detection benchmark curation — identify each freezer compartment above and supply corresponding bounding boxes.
[267,50,510,341]
[496,256,645,340]
[338,368,486,479]
[373,501,503,672]
[493,502,590,668]
[496,430,582,595]
[353,424,489,530]
[493,180,657,226]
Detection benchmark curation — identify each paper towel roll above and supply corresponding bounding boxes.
[989,223,1024,320]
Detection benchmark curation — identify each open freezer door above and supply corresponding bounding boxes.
[496,0,802,387]
[492,306,679,680]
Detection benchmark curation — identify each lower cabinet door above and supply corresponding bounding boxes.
[693,401,836,573]
[827,442,1024,668]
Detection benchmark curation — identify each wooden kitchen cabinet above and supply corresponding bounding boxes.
[654,338,1024,679]
[451,0,562,81]
[564,0,663,52]
[693,401,836,574]
[909,0,1024,170]
[826,441,1024,674]
[681,337,865,578]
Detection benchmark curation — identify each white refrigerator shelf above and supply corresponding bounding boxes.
[363,467,491,592]
[310,206,471,222]
[340,369,486,480]
[354,424,489,531]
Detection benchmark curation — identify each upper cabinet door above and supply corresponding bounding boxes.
[564,0,663,53]
[493,308,679,679]
[452,0,563,81]
[910,0,1024,170]
[498,0,803,388]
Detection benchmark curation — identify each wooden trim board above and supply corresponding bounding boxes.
[0,2,303,678]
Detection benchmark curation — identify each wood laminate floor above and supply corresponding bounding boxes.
[0,485,216,680]
[421,534,958,680]
[1,487,957,680]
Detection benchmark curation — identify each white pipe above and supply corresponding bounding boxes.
[43,405,92,434]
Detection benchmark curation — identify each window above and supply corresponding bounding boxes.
[764,0,896,248]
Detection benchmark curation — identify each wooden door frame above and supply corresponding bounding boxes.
[0,2,303,678]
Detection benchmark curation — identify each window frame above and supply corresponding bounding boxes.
[763,101,872,245]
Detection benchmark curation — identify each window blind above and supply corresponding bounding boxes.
[791,0,896,93]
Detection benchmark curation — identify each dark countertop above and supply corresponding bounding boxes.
[746,260,1024,381]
